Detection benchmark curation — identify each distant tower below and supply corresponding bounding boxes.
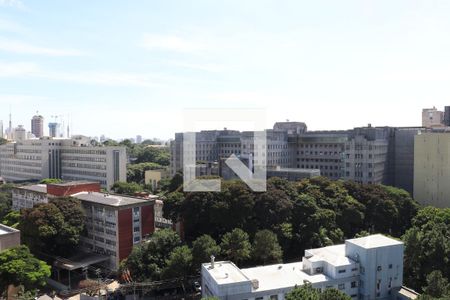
[31,113,44,138]
[48,122,60,138]
[0,120,3,139]
[13,125,26,141]
[8,111,12,140]
[136,135,142,144]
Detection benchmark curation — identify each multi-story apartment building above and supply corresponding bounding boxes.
[11,181,100,211]
[414,132,450,208]
[0,136,126,189]
[31,114,44,138]
[201,234,416,300]
[72,191,155,270]
[10,181,157,270]
[171,122,421,194]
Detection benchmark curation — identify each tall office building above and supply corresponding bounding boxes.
[136,135,142,144]
[0,121,3,139]
[48,122,60,138]
[0,135,127,189]
[31,114,44,138]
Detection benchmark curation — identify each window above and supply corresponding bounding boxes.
[338,283,345,290]
[338,269,346,274]
[377,266,382,271]
[389,264,393,269]
[351,281,357,288]
[270,295,278,300]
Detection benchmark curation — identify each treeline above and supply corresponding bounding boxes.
[163,177,418,258]
[121,228,283,282]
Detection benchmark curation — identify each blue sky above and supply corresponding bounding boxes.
[1,0,450,140]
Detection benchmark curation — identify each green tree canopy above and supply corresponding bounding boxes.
[19,197,85,256]
[39,178,63,184]
[220,228,251,265]
[252,230,282,265]
[122,229,181,281]
[0,245,51,294]
[162,245,194,279]
[111,181,143,195]
[286,284,351,300]
[192,234,221,270]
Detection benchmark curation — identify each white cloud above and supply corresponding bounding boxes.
[141,33,205,53]
[0,61,162,87]
[0,0,26,10]
[0,38,84,56]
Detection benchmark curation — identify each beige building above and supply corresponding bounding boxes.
[422,107,444,128]
[144,169,169,191]
[414,132,450,208]
[0,224,20,251]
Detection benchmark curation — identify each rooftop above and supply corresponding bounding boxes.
[0,224,20,235]
[305,244,354,267]
[346,234,403,249]
[72,192,152,207]
[48,180,99,187]
[203,261,250,285]
[241,262,329,292]
[17,184,47,193]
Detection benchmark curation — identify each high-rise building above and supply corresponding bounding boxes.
[0,121,3,139]
[422,107,444,128]
[31,114,44,138]
[136,135,142,144]
[13,125,27,141]
[0,135,127,189]
[48,122,60,138]
[414,132,450,208]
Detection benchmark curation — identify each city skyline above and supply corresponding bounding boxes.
[2,1,450,139]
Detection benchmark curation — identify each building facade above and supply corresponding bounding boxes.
[72,192,155,270]
[201,235,413,300]
[31,115,44,138]
[422,107,444,128]
[414,132,450,208]
[171,123,420,194]
[0,136,126,189]
[0,224,20,251]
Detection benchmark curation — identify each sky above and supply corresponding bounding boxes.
[1,0,450,140]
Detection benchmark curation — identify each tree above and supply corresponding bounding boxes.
[39,178,63,184]
[111,181,143,195]
[0,137,7,145]
[127,162,163,183]
[286,284,351,300]
[252,230,282,265]
[192,235,221,270]
[19,198,85,256]
[1,210,20,228]
[0,246,50,294]
[220,228,251,265]
[135,147,170,166]
[422,271,450,298]
[122,229,181,281]
[162,246,194,279]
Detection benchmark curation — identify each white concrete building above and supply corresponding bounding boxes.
[201,234,415,300]
[0,136,126,189]
[11,184,48,210]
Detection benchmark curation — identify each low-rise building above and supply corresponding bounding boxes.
[0,224,20,251]
[202,234,415,300]
[144,169,169,191]
[266,167,320,181]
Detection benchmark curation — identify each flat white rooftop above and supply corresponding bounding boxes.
[347,234,403,249]
[17,184,47,193]
[241,262,329,292]
[306,244,354,266]
[203,261,250,285]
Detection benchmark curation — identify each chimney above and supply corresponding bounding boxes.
[210,255,215,269]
